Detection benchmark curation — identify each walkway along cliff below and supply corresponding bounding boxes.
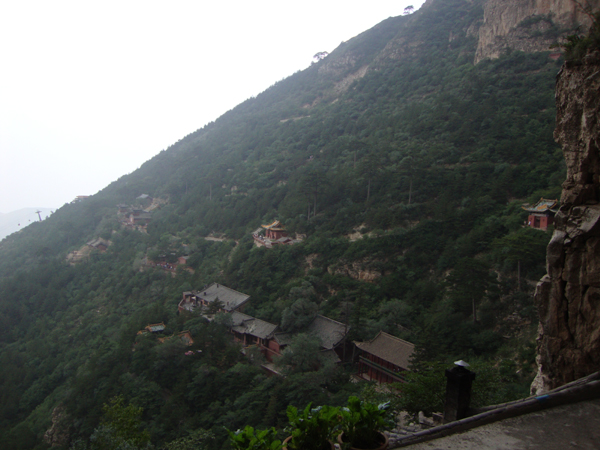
[533,48,600,392]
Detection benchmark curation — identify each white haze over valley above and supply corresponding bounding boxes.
[0,0,424,219]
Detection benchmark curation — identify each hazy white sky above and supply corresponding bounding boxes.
[0,0,424,214]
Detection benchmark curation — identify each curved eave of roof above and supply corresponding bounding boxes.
[261,220,285,230]
[355,331,415,369]
[522,207,556,213]
[522,198,558,213]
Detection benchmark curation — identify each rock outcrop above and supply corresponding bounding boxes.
[533,50,600,393]
[43,405,71,447]
[475,0,600,63]
[328,259,383,282]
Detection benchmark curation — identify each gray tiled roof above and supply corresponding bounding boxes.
[86,238,108,248]
[230,311,253,326]
[273,332,294,346]
[147,323,165,333]
[230,311,278,339]
[272,315,348,350]
[244,318,278,339]
[355,331,414,370]
[195,283,250,312]
[306,315,348,350]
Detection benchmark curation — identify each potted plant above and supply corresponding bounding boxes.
[338,396,392,450]
[283,403,340,450]
[228,425,282,450]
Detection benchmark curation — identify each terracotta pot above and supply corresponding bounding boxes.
[283,436,335,450]
[337,431,389,450]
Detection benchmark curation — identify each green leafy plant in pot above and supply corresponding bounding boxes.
[284,403,341,450]
[338,396,392,450]
[228,425,282,450]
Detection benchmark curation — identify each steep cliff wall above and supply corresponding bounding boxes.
[475,0,600,63]
[533,50,600,393]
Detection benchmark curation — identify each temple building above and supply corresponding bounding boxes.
[522,198,558,231]
[252,220,300,248]
[129,209,152,226]
[269,315,350,363]
[263,220,287,239]
[86,238,109,252]
[230,311,279,361]
[354,331,414,384]
[137,323,166,334]
[178,283,250,314]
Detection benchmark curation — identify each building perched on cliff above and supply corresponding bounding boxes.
[523,198,558,230]
[86,238,109,252]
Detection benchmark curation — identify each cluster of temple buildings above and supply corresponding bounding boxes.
[117,204,152,228]
[177,282,414,382]
[117,195,158,229]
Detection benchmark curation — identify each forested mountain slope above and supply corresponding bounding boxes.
[0,0,582,448]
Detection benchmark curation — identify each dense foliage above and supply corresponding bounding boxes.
[0,0,573,448]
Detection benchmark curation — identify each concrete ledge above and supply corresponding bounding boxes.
[393,371,600,448]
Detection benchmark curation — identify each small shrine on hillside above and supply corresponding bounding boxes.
[87,238,109,252]
[522,198,558,230]
[263,220,287,239]
[252,220,301,248]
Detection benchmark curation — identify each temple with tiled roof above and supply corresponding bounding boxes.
[261,220,288,240]
[253,220,301,248]
[269,315,350,364]
[522,198,558,230]
[178,283,250,314]
[355,331,414,384]
[228,311,281,363]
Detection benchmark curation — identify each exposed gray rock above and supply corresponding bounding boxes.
[535,50,600,392]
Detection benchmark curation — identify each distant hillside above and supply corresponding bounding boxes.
[0,0,593,448]
[0,208,53,241]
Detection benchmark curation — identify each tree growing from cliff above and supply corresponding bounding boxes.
[313,51,329,62]
[559,1,600,60]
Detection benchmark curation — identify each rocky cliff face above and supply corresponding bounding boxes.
[475,0,600,63]
[43,405,71,447]
[532,50,600,393]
